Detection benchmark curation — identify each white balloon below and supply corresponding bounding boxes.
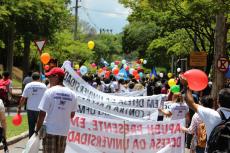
[80,66,88,75]
[177,68,181,72]
[159,73,164,78]
[121,59,126,64]
[143,60,147,64]
[129,68,134,75]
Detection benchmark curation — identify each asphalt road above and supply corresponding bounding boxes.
[7,137,43,153]
[4,88,191,153]
[5,138,190,153]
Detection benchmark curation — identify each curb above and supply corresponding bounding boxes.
[0,131,29,149]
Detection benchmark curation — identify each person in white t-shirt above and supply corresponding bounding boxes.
[185,88,230,142]
[180,75,230,152]
[159,92,189,120]
[118,79,128,93]
[111,77,119,92]
[35,67,78,153]
[102,78,115,93]
[17,72,47,138]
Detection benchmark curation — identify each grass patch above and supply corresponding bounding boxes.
[12,78,22,88]
[6,115,28,138]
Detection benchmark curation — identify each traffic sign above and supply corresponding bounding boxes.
[34,39,46,54]
[217,57,229,72]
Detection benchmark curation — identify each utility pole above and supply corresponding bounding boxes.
[74,0,79,40]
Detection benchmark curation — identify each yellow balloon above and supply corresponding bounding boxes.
[167,73,173,78]
[74,64,79,69]
[140,59,144,63]
[88,41,95,50]
[151,75,155,80]
[168,78,176,87]
[146,74,150,78]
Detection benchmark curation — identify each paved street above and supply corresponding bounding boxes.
[8,137,29,153]
[3,88,191,153]
[7,137,43,153]
[4,137,190,153]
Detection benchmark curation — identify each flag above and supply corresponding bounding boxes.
[150,67,157,78]
[225,66,230,78]
[117,68,128,80]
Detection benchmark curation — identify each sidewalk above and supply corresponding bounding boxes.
[0,131,29,150]
[0,106,28,150]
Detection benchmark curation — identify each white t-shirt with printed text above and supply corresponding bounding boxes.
[169,102,189,120]
[102,83,115,93]
[22,81,47,111]
[38,86,78,136]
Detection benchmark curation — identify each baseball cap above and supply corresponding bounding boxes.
[45,67,65,77]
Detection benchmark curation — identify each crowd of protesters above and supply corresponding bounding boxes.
[0,59,229,153]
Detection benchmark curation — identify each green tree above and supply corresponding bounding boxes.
[119,0,230,101]
[93,34,123,66]
[0,0,71,77]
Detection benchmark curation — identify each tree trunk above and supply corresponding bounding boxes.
[211,12,228,108]
[5,24,15,76]
[205,50,214,75]
[23,34,31,79]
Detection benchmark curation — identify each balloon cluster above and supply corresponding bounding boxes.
[136,58,147,65]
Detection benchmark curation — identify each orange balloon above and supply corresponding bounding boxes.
[135,74,140,80]
[133,70,138,76]
[105,71,110,78]
[113,68,119,75]
[40,53,51,64]
[98,68,103,74]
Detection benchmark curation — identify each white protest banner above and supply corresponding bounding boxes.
[110,89,147,97]
[65,114,185,153]
[62,61,167,120]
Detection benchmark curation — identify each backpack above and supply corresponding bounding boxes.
[206,110,230,153]
[196,122,207,148]
[104,84,112,93]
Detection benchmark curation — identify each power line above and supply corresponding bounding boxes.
[80,5,129,16]
[82,7,100,30]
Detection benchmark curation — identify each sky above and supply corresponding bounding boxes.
[71,0,130,34]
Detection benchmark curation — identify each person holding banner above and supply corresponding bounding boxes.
[35,67,78,153]
[181,96,213,153]
[158,92,189,120]
[181,78,230,152]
